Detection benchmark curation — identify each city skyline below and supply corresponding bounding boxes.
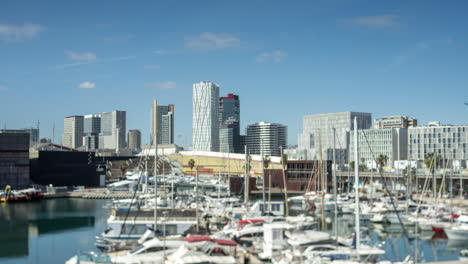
[1,0,468,147]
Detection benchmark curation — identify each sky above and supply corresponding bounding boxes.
[1,0,468,147]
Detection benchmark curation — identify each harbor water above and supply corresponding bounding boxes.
[0,199,466,263]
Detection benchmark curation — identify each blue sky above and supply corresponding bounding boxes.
[1,0,467,147]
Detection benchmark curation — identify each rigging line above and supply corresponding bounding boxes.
[117,146,151,240]
[360,130,412,244]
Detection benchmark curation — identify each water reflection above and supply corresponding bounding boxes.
[0,199,109,263]
[307,211,462,262]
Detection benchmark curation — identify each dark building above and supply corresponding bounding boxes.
[0,130,30,189]
[30,151,103,187]
[219,93,243,153]
[219,93,240,123]
[264,160,332,192]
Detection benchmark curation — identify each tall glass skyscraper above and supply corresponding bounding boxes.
[219,93,242,153]
[192,81,220,151]
[83,114,101,150]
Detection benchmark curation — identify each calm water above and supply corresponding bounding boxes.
[0,199,111,264]
[0,199,465,264]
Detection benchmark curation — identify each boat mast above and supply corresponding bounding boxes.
[280,146,289,217]
[244,145,249,205]
[353,117,360,251]
[318,129,325,231]
[333,128,338,241]
[261,137,266,215]
[154,143,158,235]
[196,166,199,232]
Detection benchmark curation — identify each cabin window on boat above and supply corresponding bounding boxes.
[121,224,147,234]
[271,204,281,211]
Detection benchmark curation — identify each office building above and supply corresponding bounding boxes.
[219,93,240,123]
[192,81,220,151]
[152,100,175,145]
[297,112,372,162]
[374,116,417,129]
[245,122,287,156]
[219,93,242,153]
[0,130,30,189]
[62,116,84,149]
[220,117,242,153]
[350,128,408,167]
[408,125,468,161]
[128,129,141,150]
[99,110,126,150]
[83,114,101,151]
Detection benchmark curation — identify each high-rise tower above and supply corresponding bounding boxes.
[192,81,220,151]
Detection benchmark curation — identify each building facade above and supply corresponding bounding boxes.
[219,93,242,153]
[408,125,468,161]
[0,130,30,189]
[374,116,417,129]
[245,122,287,157]
[62,116,84,149]
[22,128,39,146]
[349,128,408,167]
[297,112,372,162]
[219,93,240,123]
[128,129,142,150]
[152,100,174,145]
[99,110,126,150]
[192,81,220,152]
[219,117,242,153]
[83,114,101,151]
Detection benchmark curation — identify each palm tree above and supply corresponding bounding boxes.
[281,153,288,169]
[376,154,389,173]
[188,159,195,176]
[263,155,271,169]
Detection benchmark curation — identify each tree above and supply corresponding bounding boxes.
[281,153,288,169]
[188,159,195,176]
[119,162,128,180]
[263,155,271,169]
[424,152,436,175]
[350,161,355,171]
[376,154,389,173]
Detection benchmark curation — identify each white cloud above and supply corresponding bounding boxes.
[0,23,44,41]
[256,50,288,63]
[145,81,176,90]
[347,15,398,28]
[144,65,161,69]
[66,51,97,61]
[185,33,240,50]
[78,81,96,89]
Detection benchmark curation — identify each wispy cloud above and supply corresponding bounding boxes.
[54,54,135,70]
[346,14,398,28]
[185,32,240,50]
[256,50,288,63]
[144,65,161,69]
[78,81,96,89]
[383,38,453,71]
[0,23,44,41]
[145,81,176,90]
[66,51,97,61]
